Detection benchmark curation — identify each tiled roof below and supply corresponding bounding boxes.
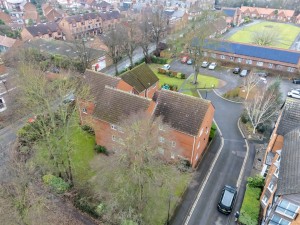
[65,11,120,23]
[120,63,159,93]
[277,97,300,136]
[93,86,151,124]
[25,22,59,36]
[84,69,120,101]
[154,89,211,136]
[45,9,62,22]
[222,8,236,17]
[202,39,300,65]
[0,35,16,48]
[277,127,300,195]
[0,12,12,24]
[240,6,295,17]
[92,0,111,8]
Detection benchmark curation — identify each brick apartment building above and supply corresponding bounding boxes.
[58,11,120,40]
[201,39,300,74]
[21,22,64,41]
[221,7,242,27]
[260,97,300,225]
[240,6,295,22]
[80,64,215,167]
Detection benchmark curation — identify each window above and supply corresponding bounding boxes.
[220,55,225,59]
[0,98,6,112]
[230,56,234,61]
[257,61,263,66]
[237,58,242,63]
[261,165,270,178]
[269,214,290,225]
[199,128,203,137]
[277,65,283,69]
[159,136,165,143]
[206,127,209,134]
[287,67,294,72]
[112,135,116,141]
[111,124,117,130]
[274,167,279,177]
[262,195,268,205]
[159,124,164,131]
[171,141,176,147]
[197,141,201,149]
[171,152,175,159]
[276,155,281,162]
[269,63,273,68]
[276,199,299,219]
[246,59,252,64]
[268,181,275,192]
[82,107,87,114]
[158,147,164,155]
[211,53,216,58]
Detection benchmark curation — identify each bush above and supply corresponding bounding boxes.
[95,203,106,217]
[223,87,240,99]
[74,195,99,218]
[81,125,95,135]
[177,73,186,79]
[42,174,70,194]
[177,159,192,172]
[247,175,264,188]
[209,123,217,141]
[134,58,145,66]
[94,145,108,155]
[151,56,168,64]
[241,111,249,124]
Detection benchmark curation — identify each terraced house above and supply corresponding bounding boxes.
[58,11,120,40]
[202,40,300,74]
[260,97,300,225]
[79,64,215,168]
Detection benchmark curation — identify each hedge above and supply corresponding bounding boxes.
[42,174,70,194]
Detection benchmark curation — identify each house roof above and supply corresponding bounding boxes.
[64,11,120,23]
[277,97,300,136]
[0,35,16,48]
[202,39,300,65]
[93,86,151,124]
[84,69,120,101]
[240,6,295,17]
[277,127,300,195]
[120,63,159,93]
[153,89,211,136]
[45,9,62,22]
[25,22,60,36]
[222,8,236,17]
[0,12,12,24]
[92,0,111,8]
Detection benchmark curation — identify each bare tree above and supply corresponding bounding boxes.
[102,24,127,75]
[149,7,168,50]
[242,72,261,100]
[252,29,279,46]
[244,80,282,134]
[139,16,154,63]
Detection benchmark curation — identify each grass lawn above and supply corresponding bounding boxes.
[228,21,300,49]
[239,186,261,225]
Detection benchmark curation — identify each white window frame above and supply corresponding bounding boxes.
[199,128,203,137]
[112,135,116,141]
[229,56,234,61]
[220,55,225,59]
[257,61,263,66]
[262,195,268,205]
[268,181,275,192]
[82,107,87,114]
[246,59,252,64]
[111,124,117,130]
[269,63,273,68]
[287,67,294,72]
[270,214,291,225]
[159,136,165,143]
[171,141,176,147]
[171,152,175,159]
[237,58,242,63]
[158,147,164,155]
[197,141,201,150]
[274,167,279,177]
[275,200,299,219]
[0,97,7,112]
[159,124,164,131]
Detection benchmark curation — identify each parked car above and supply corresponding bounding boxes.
[181,56,189,63]
[292,78,300,84]
[201,61,209,68]
[233,68,241,74]
[217,185,237,215]
[287,90,300,99]
[240,70,248,77]
[208,62,217,70]
[187,58,193,65]
[163,64,171,70]
[255,72,268,77]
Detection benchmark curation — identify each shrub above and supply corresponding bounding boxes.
[223,87,240,99]
[158,68,166,74]
[42,174,70,194]
[122,220,138,225]
[151,56,168,64]
[179,73,186,79]
[81,125,95,135]
[170,71,178,77]
[74,195,99,218]
[241,111,249,124]
[177,159,192,172]
[94,145,108,155]
[209,123,217,141]
[95,203,106,217]
[247,175,264,188]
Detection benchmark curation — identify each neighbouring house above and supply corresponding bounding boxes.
[90,0,112,11]
[164,8,189,33]
[192,0,214,10]
[119,63,159,99]
[23,2,40,25]
[58,11,120,40]
[21,22,64,41]
[0,35,16,52]
[208,17,227,38]
[79,67,215,168]
[0,11,12,25]
[42,3,63,22]
[201,39,300,73]
[240,6,295,22]
[296,14,300,24]
[221,7,241,27]
[260,97,300,225]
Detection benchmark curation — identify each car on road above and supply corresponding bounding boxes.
[217,185,237,215]
[240,69,248,77]
[254,72,268,77]
[292,78,300,84]
[201,61,209,68]
[208,62,217,70]
[163,64,171,70]
[187,58,193,65]
[288,90,300,99]
[233,68,241,74]
[181,56,189,63]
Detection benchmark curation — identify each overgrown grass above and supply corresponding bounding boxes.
[239,186,261,225]
[227,21,300,49]
[223,87,241,99]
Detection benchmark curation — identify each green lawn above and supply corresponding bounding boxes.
[239,186,261,225]
[228,21,300,49]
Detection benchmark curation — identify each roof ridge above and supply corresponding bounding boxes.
[85,69,121,80]
[104,85,152,101]
[160,89,211,103]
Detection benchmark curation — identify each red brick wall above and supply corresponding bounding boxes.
[116,80,134,93]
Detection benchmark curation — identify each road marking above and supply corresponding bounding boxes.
[184,119,224,225]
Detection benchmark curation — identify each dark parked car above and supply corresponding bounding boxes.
[292,78,300,84]
[233,68,241,74]
[255,72,268,77]
[217,185,237,215]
